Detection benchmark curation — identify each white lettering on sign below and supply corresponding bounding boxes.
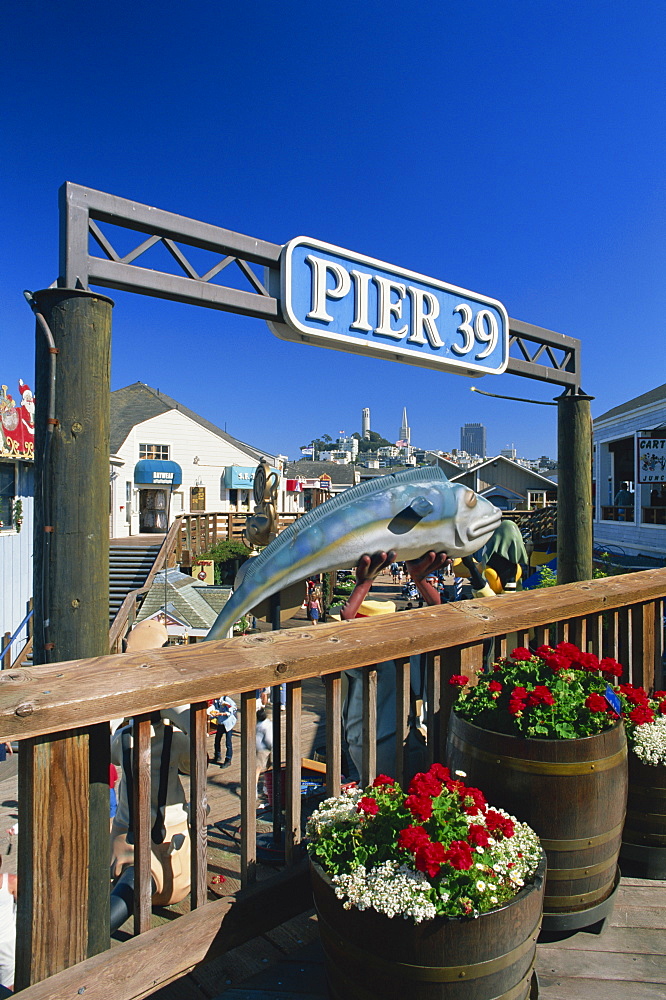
[274,237,509,377]
[306,256,351,323]
[153,472,174,482]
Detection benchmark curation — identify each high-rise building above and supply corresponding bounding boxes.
[361,408,371,440]
[399,407,410,446]
[460,422,486,458]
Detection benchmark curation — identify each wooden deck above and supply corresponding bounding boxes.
[124,589,666,999]
[148,873,666,999]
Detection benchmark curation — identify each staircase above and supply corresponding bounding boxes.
[109,543,162,624]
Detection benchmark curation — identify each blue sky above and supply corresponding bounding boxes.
[2,1,664,462]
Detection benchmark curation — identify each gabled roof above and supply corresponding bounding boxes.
[110,382,273,461]
[450,455,557,489]
[137,568,233,629]
[283,460,356,485]
[594,383,666,424]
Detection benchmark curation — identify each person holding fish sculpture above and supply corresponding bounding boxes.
[335,549,451,782]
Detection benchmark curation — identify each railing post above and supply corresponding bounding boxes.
[18,288,113,988]
[2,633,10,671]
[556,391,594,584]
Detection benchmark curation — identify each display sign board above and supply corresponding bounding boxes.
[638,437,666,484]
[269,237,509,376]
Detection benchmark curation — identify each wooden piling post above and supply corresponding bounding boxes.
[557,391,594,584]
[17,288,113,987]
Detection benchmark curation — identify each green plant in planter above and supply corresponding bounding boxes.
[307,765,542,922]
[201,538,252,585]
[451,643,624,739]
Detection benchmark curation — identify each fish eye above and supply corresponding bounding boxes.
[465,491,477,508]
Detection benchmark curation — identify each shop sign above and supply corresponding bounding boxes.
[224,465,279,489]
[270,237,508,376]
[193,559,215,585]
[0,379,34,460]
[638,437,666,483]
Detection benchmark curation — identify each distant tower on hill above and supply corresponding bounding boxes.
[399,407,410,446]
[361,407,371,440]
[460,422,486,458]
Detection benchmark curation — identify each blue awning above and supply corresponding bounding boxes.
[134,460,182,487]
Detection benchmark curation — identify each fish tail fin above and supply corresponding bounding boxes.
[206,589,250,642]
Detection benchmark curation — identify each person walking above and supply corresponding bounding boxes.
[255,707,273,798]
[306,593,322,625]
[0,855,16,991]
[209,695,237,767]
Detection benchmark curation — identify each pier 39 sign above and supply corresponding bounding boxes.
[268,237,509,376]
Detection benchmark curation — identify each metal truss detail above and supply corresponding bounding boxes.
[58,182,580,389]
[59,183,281,321]
[506,317,579,390]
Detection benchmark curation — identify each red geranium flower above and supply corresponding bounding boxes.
[449,674,469,687]
[485,809,515,838]
[414,839,447,878]
[372,774,396,787]
[488,680,502,693]
[619,684,649,706]
[630,705,655,725]
[461,786,487,811]
[542,653,569,673]
[556,642,580,661]
[585,693,608,713]
[527,685,556,706]
[442,839,474,870]
[409,772,443,798]
[357,796,379,815]
[397,825,430,853]
[508,698,525,716]
[510,647,532,661]
[405,793,434,822]
[511,686,529,700]
[600,657,623,678]
[573,651,600,672]
[535,645,554,657]
[467,824,491,848]
[659,700,666,715]
[429,763,451,782]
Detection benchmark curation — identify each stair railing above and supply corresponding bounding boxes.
[108,516,184,652]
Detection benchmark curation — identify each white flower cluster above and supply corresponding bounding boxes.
[483,810,542,889]
[633,716,666,767]
[305,787,363,839]
[332,862,438,923]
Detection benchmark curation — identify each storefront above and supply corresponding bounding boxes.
[133,459,183,533]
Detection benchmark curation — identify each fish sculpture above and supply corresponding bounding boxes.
[206,466,501,640]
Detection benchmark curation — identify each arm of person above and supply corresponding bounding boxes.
[7,873,17,901]
[405,551,451,606]
[340,550,396,620]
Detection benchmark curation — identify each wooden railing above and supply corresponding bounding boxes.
[108,516,185,652]
[2,569,665,998]
[176,511,300,566]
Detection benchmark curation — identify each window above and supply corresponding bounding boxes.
[0,463,15,530]
[139,444,170,461]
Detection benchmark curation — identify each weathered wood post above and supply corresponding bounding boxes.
[557,391,594,584]
[17,288,113,987]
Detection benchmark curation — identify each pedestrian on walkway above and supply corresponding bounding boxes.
[255,707,273,797]
[209,696,237,767]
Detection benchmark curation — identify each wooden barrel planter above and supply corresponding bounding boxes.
[310,855,545,1000]
[621,754,666,878]
[446,714,627,932]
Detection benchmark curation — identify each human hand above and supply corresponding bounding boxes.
[355,551,396,584]
[405,551,451,582]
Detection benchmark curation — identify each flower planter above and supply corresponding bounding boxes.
[620,754,666,878]
[310,854,545,1000]
[446,714,627,931]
